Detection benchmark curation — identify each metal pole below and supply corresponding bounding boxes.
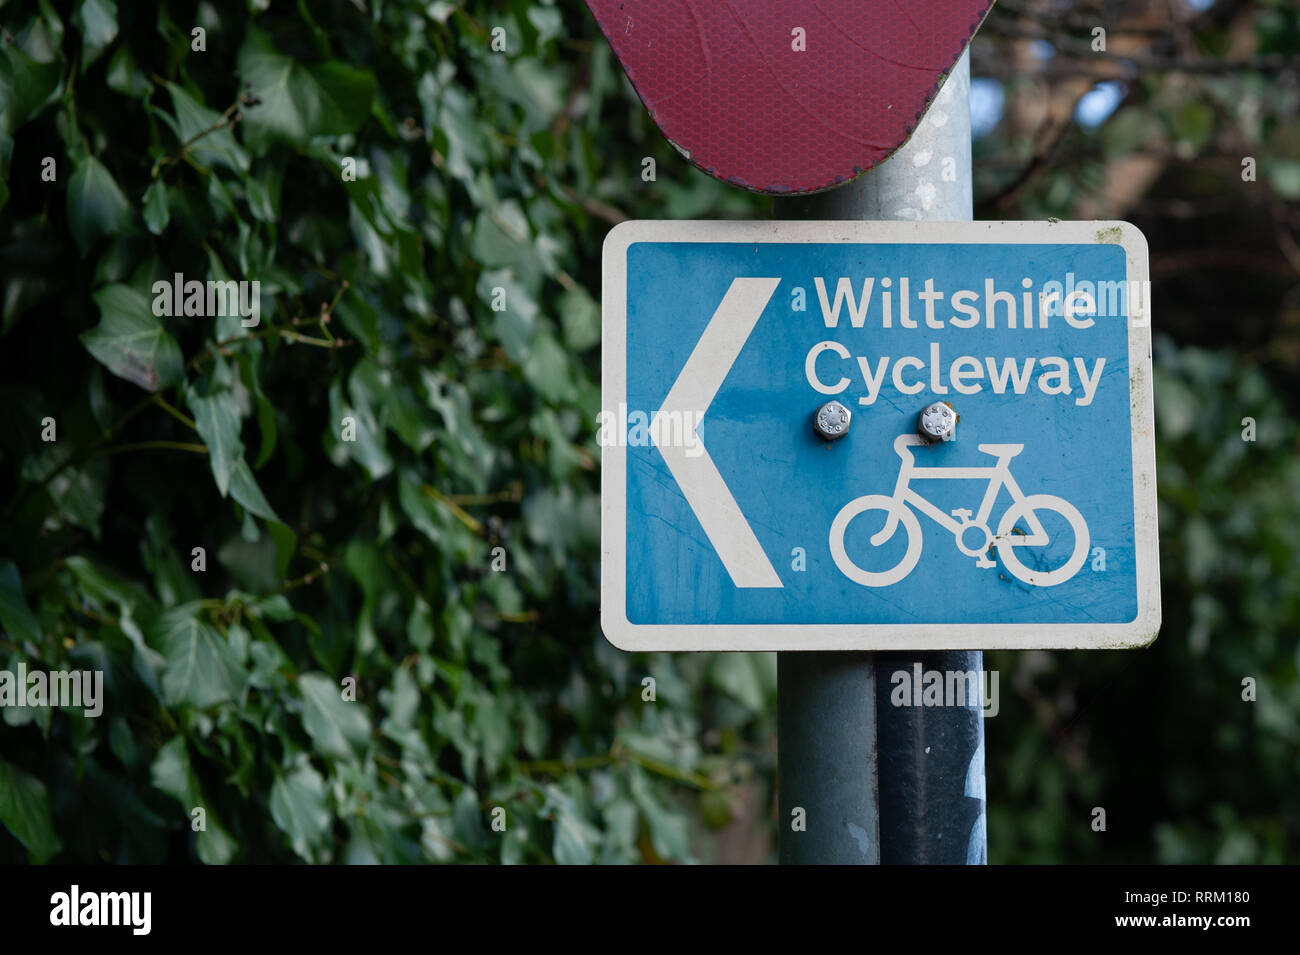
[777,653,879,863]
[775,52,986,865]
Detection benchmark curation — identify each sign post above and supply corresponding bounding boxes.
[773,52,984,864]
[590,3,1159,865]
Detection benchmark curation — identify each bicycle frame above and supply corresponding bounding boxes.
[870,434,1050,547]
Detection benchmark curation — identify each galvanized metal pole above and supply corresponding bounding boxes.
[775,51,987,865]
[776,652,880,863]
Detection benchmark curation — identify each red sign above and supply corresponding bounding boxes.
[586,0,993,195]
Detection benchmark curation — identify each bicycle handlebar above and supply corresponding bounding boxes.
[893,433,928,462]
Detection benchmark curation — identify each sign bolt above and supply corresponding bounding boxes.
[814,401,851,441]
[917,401,957,443]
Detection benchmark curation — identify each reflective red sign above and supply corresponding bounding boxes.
[586,0,993,194]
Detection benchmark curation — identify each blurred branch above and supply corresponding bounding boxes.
[420,484,482,534]
[554,182,629,225]
[4,393,198,521]
[976,36,1300,76]
[519,742,720,791]
[1270,203,1300,277]
[980,0,1300,81]
[1150,249,1300,281]
[281,562,333,593]
[993,0,1169,34]
[981,91,1086,212]
[152,89,262,178]
[443,484,523,506]
[94,440,208,457]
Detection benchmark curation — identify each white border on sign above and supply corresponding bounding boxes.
[600,220,1160,651]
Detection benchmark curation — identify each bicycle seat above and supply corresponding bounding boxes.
[977,443,1024,457]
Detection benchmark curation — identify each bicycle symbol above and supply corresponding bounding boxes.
[829,434,1090,588]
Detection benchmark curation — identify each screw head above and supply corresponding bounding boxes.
[917,401,957,443]
[814,401,852,441]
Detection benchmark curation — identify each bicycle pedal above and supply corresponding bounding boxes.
[975,555,996,568]
[951,508,973,522]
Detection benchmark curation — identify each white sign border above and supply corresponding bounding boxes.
[601,219,1160,651]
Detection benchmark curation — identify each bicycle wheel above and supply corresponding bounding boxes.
[995,495,1089,587]
[829,495,923,587]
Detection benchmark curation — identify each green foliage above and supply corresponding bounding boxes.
[0,0,772,863]
[82,285,184,391]
[0,757,62,863]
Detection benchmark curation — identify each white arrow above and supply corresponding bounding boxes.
[651,277,783,589]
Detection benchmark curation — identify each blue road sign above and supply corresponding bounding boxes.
[601,221,1159,651]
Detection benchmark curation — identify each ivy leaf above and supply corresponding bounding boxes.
[154,610,245,708]
[340,364,393,479]
[225,457,295,577]
[1268,160,1300,201]
[522,332,576,404]
[426,1,456,23]
[0,562,41,643]
[298,672,370,761]
[47,458,108,540]
[266,519,297,580]
[0,758,62,863]
[64,555,159,621]
[188,389,245,497]
[142,180,169,235]
[228,457,278,521]
[166,82,249,173]
[0,41,61,133]
[559,285,601,352]
[73,0,119,70]
[711,652,767,711]
[541,786,601,866]
[106,44,149,97]
[149,737,238,864]
[269,760,332,862]
[630,767,691,862]
[149,736,192,805]
[66,156,131,253]
[236,27,376,151]
[81,284,183,391]
[238,348,278,467]
[431,83,487,186]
